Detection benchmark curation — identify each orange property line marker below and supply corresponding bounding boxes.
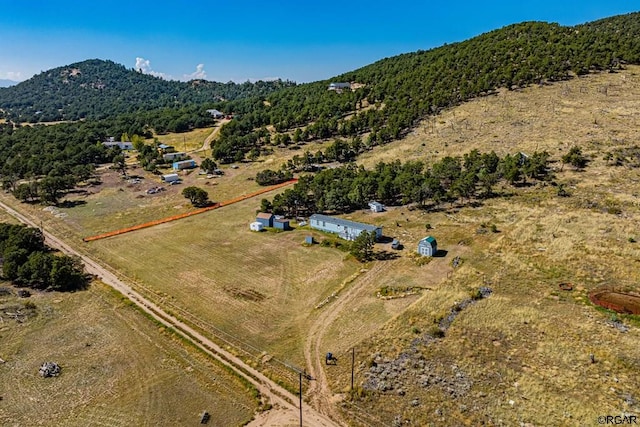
[83,179,298,242]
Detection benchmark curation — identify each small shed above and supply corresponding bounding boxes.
[250,222,264,232]
[256,212,274,227]
[273,218,290,231]
[305,236,314,245]
[162,173,180,183]
[173,160,197,170]
[417,236,437,257]
[368,201,384,213]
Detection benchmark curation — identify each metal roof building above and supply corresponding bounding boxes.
[309,214,382,241]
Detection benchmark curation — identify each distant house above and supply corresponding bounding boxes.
[417,236,437,257]
[173,159,197,170]
[250,222,264,232]
[309,214,382,241]
[255,212,274,227]
[368,201,384,213]
[158,144,175,153]
[103,137,133,150]
[163,152,187,161]
[161,173,180,183]
[206,109,224,119]
[273,218,290,231]
[328,82,351,91]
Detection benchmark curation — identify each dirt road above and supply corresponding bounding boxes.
[303,263,387,426]
[0,200,339,427]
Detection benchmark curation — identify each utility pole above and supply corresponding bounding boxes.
[285,365,314,427]
[351,347,355,391]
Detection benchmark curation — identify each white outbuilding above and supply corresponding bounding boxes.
[250,222,264,232]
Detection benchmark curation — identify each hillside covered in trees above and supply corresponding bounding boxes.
[211,13,640,162]
[0,59,295,122]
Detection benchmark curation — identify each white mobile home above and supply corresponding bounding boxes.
[309,214,382,241]
[161,173,180,183]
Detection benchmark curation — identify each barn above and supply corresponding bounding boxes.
[309,214,382,241]
[417,236,437,257]
[255,212,274,227]
[173,159,197,170]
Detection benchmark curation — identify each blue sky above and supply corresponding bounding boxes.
[0,1,637,83]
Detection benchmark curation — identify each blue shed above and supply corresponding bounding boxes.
[305,236,314,244]
[256,212,274,227]
[417,236,437,257]
[309,214,382,241]
[273,218,290,230]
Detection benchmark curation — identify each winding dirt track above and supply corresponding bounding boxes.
[303,263,387,427]
[0,200,338,427]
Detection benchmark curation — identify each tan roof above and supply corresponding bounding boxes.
[256,212,274,219]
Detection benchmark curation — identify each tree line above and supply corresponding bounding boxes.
[0,223,88,291]
[260,149,552,216]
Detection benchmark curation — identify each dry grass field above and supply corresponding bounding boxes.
[320,67,640,425]
[2,67,640,425]
[0,282,257,427]
[84,199,361,378]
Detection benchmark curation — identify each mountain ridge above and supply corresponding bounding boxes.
[0,59,295,122]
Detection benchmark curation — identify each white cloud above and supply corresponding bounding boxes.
[0,71,23,81]
[182,64,207,81]
[135,57,170,80]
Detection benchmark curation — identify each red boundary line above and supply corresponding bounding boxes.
[83,179,297,242]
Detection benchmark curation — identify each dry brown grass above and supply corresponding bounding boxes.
[323,67,640,426]
[3,67,640,426]
[0,282,256,427]
[82,199,361,377]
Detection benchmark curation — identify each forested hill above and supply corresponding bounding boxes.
[0,59,295,122]
[212,12,640,162]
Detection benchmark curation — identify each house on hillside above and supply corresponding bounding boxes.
[368,201,384,213]
[173,159,197,170]
[163,152,187,161]
[255,212,274,227]
[417,236,437,257]
[328,82,351,91]
[309,214,382,241]
[103,137,133,150]
[206,109,224,119]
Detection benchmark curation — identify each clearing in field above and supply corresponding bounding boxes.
[0,282,257,427]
